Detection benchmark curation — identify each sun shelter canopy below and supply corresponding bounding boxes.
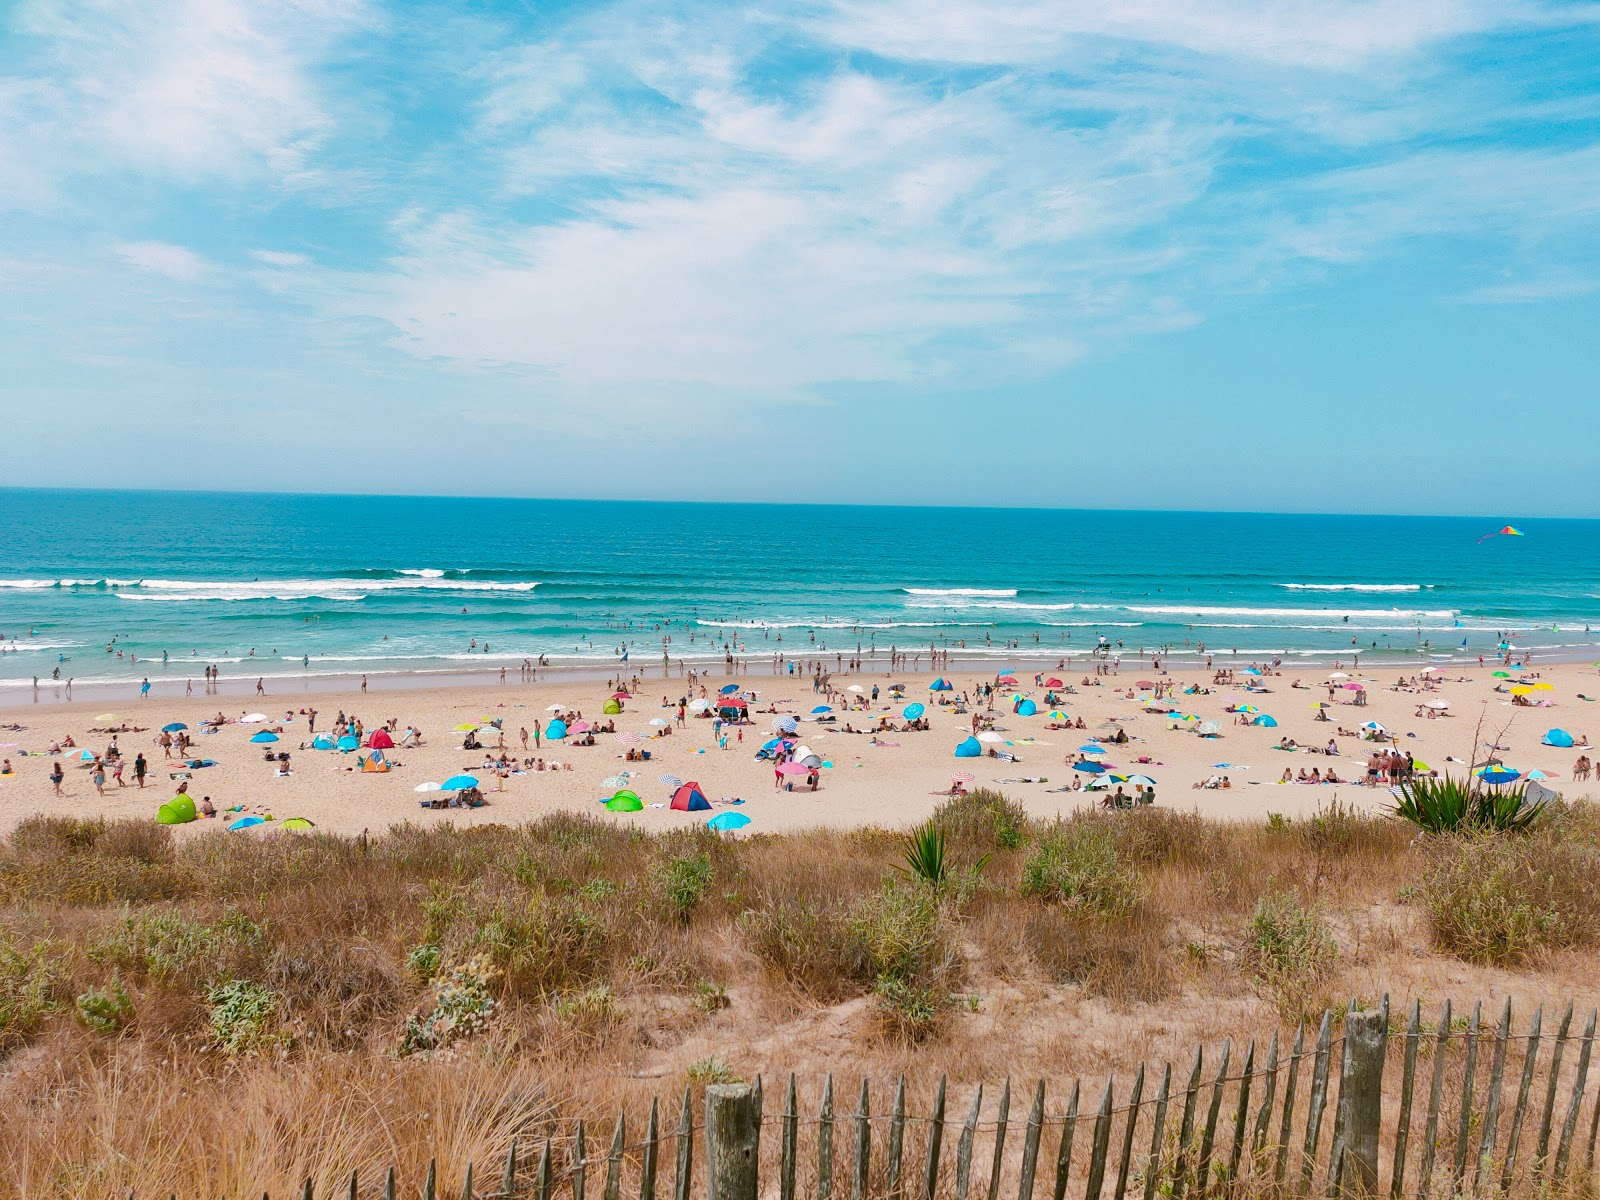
[670,783,711,811]
[1544,729,1575,747]
[954,737,982,758]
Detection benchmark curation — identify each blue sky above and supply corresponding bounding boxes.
[2,0,1598,515]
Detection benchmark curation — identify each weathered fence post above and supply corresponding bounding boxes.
[1332,1007,1387,1195]
[706,1083,763,1200]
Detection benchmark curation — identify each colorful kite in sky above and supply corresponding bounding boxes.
[1477,525,1525,543]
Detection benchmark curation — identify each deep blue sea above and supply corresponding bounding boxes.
[1,489,1597,695]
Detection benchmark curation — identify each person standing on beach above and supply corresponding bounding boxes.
[133,753,146,788]
[361,675,368,693]
[50,761,64,795]
[256,678,265,695]
[140,677,150,699]
[533,719,541,749]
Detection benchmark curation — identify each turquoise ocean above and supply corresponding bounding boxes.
[1,489,1597,697]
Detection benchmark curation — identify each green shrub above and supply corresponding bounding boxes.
[206,979,284,1054]
[740,896,867,1001]
[400,954,499,1056]
[1242,892,1336,1020]
[1420,834,1600,965]
[654,853,714,919]
[932,789,1028,850]
[1020,823,1142,918]
[406,942,442,983]
[0,929,61,1051]
[470,893,608,997]
[75,976,134,1035]
[1393,775,1547,834]
[848,882,950,985]
[89,908,265,983]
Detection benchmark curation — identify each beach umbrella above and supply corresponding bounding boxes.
[720,684,741,694]
[773,715,799,733]
[811,705,833,714]
[1310,702,1329,709]
[1327,672,1349,679]
[613,732,642,745]
[888,683,907,692]
[1241,668,1263,676]
[649,717,670,727]
[1197,720,1221,735]
[241,713,268,723]
[688,699,711,713]
[1124,774,1157,787]
[707,812,751,832]
[1360,720,1386,732]
[1342,683,1364,691]
[228,816,267,831]
[1072,761,1107,774]
[1533,682,1554,691]
[1420,666,1442,674]
[1077,743,1104,753]
[1422,699,1451,709]
[1254,714,1279,727]
[613,691,631,699]
[336,735,359,751]
[249,731,279,743]
[902,703,925,720]
[1492,671,1511,678]
[161,722,188,732]
[600,775,630,789]
[1510,686,1532,696]
[951,772,976,783]
[659,773,684,787]
[1047,710,1069,722]
[414,782,443,793]
[546,704,566,712]
[570,721,592,733]
[95,712,119,722]
[453,723,478,732]
[77,749,96,760]
[1237,704,1260,714]
[777,762,811,775]
[1476,766,1521,785]
[847,685,864,693]
[1135,680,1153,689]
[442,774,479,790]
[977,731,1005,743]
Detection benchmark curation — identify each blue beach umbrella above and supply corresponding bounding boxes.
[229,816,266,831]
[707,812,751,832]
[442,774,479,790]
[161,722,187,732]
[1254,715,1279,728]
[249,731,279,743]
[1078,744,1104,753]
[812,705,833,714]
[1073,761,1107,774]
[902,703,925,719]
[720,684,741,694]
[1476,766,1521,785]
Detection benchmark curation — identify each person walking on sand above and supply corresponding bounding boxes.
[256,677,265,695]
[140,677,150,699]
[50,760,64,795]
[91,760,106,796]
[361,675,368,693]
[134,752,147,788]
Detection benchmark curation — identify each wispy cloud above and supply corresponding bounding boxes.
[116,241,205,280]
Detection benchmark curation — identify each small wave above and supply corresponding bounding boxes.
[1121,604,1457,619]
[137,578,538,594]
[903,587,1018,598]
[905,600,1080,612]
[399,568,448,578]
[0,579,60,589]
[1278,583,1424,592]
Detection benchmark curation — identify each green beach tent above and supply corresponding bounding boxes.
[602,698,622,715]
[156,795,197,825]
[606,790,643,812]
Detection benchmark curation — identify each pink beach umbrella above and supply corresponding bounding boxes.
[613,732,642,745]
[571,721,592,733]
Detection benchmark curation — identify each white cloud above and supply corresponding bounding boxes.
[116,240,205,280]
[251,249,312,267]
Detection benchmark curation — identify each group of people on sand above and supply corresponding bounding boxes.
[1278,766,1346,784]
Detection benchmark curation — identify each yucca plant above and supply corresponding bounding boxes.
[1391,774,1547,834]
[900,822,989,890]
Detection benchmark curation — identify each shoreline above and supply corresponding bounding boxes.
[5,644,1596,711]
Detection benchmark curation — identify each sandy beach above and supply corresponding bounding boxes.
[3,658,1595,837]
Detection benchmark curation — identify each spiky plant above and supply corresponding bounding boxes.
[1391,774,1547,834]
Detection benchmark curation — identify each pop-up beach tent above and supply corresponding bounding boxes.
[602,698,622,715]
[1015,699,1037,716]
[670,782,711,811]
[954,736,982,758]
[368,728,394,749]
[156,795,197,824]
[1544,729,1575,747]
[606,790,643,812]
[930,677,953,691]
[546,719,568,740]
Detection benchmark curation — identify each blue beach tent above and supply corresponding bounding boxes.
[930,677,953,691]
[954,736,982,758]
[1543,729,1574,748]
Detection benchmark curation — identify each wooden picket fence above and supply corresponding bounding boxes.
[186,996,1599,1200]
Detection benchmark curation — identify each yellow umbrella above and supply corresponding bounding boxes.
[95,712,120,722]
[1532,683,1554,691]
[1510,686,1532,696]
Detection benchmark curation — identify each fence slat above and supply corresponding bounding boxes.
[1228,1040,1255,1184]
[1113,1065,1145,1200]
[1254,1033,1280,1160]
[574,1121,587,1200]
[1083,1077,1116,1200]
[384,1166,397,1200]
[1019,1079,1046,1200]
[1172,1047,1205,1199]
[854,1079,872,1200]
[1298,1012,1334,1195]
[989,1078,1012,1200]
[1144,1065,1173,1200]
[641,1099,660,1200]
[1451,1002,1483,1193]
[956,1085,984,1200]
[426,1159,437,1200]
[463,1161,474,1200]
[1053,1081,1081,1200]
[673,1086,693,1200]
[1417,999,1452,1200]
[1390,1001,1422,1199]
[303,1178,315,1200]
[819,1073,836,1200]
[1534,1000,1575,1180]
[1554,1008,1597,1182]
[781,1075,797,1200]
[1196,1039,1232,1193]
[705,1084,760,1200]
[1332,1006,1388,1196]
[1500,1005,1543,1194]
[887,1077,907,1200]
[1275,1023,1307,1187]
[1475,998,1513,1195]
[604,1114,625,1200]
[537,1140,552,1200]
[924,1076,948,1200]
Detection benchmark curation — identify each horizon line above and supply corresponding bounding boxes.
[0,484,1588,524]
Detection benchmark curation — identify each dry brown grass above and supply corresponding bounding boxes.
[3,795,1599,1196]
